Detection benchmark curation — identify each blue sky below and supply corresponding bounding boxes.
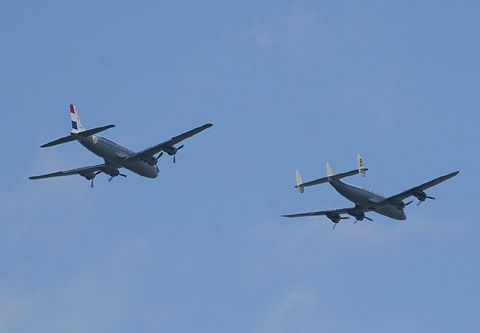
[1,1,479,332]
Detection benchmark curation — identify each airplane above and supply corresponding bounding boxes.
[282,155,459,229]
[29,104,213,187]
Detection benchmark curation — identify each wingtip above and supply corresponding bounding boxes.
[449,170,460,178]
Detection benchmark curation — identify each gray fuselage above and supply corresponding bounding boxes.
[328,177,406,220]
[74,134,158,178]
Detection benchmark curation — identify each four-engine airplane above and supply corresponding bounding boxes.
[29,105,213,187]
[282,155,459,229]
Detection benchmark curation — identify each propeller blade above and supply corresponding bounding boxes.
[332,223,337,230]
[108,176,114,182]
[405,200,414,206]
[91,171,101,188]
[173,145,184,164]
[157,152,163,159]
[427,196,435,200]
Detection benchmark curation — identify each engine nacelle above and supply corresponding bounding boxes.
[105,169,120,177]
[163,146,177,156]
[79,171,96,180]
[413,190,427,202]
[146,156,157,166]
[348,211,365,221]
[326,212,341,223]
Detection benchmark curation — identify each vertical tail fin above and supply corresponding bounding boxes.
[70,104,85,133]
[358,154,366,177]
[326,162,334,177]
[296,170,304,193]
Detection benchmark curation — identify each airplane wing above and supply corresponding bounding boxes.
[124,123,213,162]
[282,206,369,218]
[29,163,109,180]
[370,171,459,207]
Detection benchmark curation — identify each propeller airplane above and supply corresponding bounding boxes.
[29,104,212,187]
[282,155,458,229]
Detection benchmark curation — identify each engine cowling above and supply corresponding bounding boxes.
[105,169,120,177]
[79,171,96,180]
[413,190,427,202]
[348,211,365,221]
[163,146,177,156]
[146,156,157,166]
[326,212,341,223]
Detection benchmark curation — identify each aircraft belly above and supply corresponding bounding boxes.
[373,206,406,220]
[123,161,158,178]
[330,180,371,207]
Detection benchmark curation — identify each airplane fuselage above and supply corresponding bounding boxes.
[328,177,406,220]
[73,133,158,178]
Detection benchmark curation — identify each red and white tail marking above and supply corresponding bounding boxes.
[70,104,85,133]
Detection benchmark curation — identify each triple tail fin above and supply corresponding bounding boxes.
[292,154,368,191]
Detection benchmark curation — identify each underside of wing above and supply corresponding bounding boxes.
[124,123,213,163]
[29,163,109,180]
[282,206,369,218]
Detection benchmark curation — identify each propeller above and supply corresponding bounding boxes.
[417,196,435,206]
[173,145,184,163]
[405,200,414,206]
[354,216,373,224]
[155,152,163,172]
[108,173,127,182]
[91,171,102,188]
[332,217,349,229]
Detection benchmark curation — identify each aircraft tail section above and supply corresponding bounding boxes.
[296,170,304,193]
[326,162,334,177]
[358,154,366,177]
[292,155,368,191]
[40,104,115,148]
[70,104,86,134]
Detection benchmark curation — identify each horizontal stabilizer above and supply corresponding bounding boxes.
[297,168,368,189]
[293,155,368,190]
[75,124,115,137]
[41,125,115,148]
[40,135,76,148]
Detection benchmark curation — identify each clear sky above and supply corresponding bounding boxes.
[1,1,479,332]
